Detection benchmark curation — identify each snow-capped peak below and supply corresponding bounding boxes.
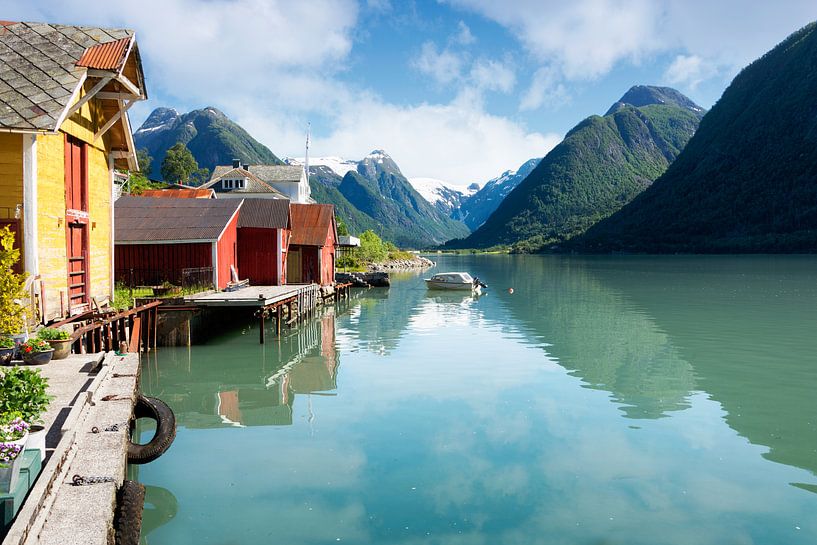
[288,156,358,178]
[135,107,179,135]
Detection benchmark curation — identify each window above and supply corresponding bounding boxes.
[237,178,246,189]
[223,179,233,189]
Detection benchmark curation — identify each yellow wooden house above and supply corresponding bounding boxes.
[0,21,147,321]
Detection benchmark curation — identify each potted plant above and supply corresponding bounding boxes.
[0,367,51,460]
[0,336,14,365]
[36,327,72,360]
[19,338,54,365]
[0,414,30,493]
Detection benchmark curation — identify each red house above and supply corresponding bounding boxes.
[115,196,242,290]
[287,204,337,286]
[237,199,291,285]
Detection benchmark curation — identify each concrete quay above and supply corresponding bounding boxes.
[2,352,140,545]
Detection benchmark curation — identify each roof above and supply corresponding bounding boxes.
[201,167,287,196]
[139,188,215,199]
[210,164,303,184]
[115,196,242,243]
[289,204,336,247]
[76,36,131,70]
[238,198,291,229]
[0,21,147,169]
[0,22,137,131]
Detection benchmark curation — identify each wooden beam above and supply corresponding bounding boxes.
[94,99,134,141]
[64,75,112,119]
[116,74,141,96]
[129,316,141,353]
[96,92,141,101]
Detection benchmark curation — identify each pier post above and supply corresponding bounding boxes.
[259,311,265,344]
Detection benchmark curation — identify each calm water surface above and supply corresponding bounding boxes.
[135,255,817,545]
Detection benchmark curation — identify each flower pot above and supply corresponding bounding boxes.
[47,338,72,360]
[27,425,46,460]
[22,349,54,366]
[0,346,13,365]
[0,431,28,493]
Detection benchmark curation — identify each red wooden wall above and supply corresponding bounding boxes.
[237,227,286,285]
[320,225,337,286]
[216,211,239,290]
[115,242,212,286]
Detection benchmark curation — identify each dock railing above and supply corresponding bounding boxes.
[51,300,162,354]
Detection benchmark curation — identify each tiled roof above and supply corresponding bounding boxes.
[238,198,291,229]
[0,21,133,131]
[210,164,303,185]
[201,167,287,196]
[115,196,241,243]
[290,203,336,247]
[139,188,215,199]
[248,165,303,183]
[76,36,131,70]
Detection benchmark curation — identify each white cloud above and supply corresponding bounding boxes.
[312,91,561,186]
[454,20,476,45]
[663,54,717,90]
[520,66,569,111]
[412,41,465,86]
[446,0,817,108]
[469,57,516,93]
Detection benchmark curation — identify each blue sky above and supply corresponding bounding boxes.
[5,0,817,186]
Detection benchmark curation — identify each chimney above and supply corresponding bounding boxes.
[232,159,240,169]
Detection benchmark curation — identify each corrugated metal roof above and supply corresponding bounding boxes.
[238,198,291,229]
[115,196,241,243]
[290,204,335,247]
[140,189,215,199]
[0,22,134,131]
[76,36,131,70]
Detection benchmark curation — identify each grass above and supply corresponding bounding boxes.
[111,283,212,310]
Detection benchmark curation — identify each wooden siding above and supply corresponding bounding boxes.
[0,134,22,218]
[237,227,286,285]
[115,242,212,286]
[216,211,240,290]
[320,224,337,286]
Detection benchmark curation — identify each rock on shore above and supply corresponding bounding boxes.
[368,255,435,272]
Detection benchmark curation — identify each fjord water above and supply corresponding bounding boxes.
[135,255,817,545]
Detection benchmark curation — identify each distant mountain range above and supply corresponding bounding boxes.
[446,85,705,250]
[134,107,283,174]
[452,158,541,230]
[407,178,480,217]
[288,152,470,247]
[575,22,817,252]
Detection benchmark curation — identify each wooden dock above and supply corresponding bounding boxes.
[184,284,323,344]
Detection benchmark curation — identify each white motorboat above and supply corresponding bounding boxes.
[424,272,487,292]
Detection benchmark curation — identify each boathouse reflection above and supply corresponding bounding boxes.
[141,311,339,429]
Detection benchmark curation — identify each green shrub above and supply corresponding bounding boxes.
[36,327,70,341]
[0,226,26,335]
[0,367,52,424]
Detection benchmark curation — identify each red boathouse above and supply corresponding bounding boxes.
[114,196,242,290]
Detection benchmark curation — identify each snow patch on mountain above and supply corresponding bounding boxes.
[288,156,358,177]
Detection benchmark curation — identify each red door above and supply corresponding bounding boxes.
[65,135,89,313]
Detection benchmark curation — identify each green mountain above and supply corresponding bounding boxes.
[330,151,470,248]
[576,22,817,252]
[446,86,704,250]
[308,165,379,235]
[134,107,283,176]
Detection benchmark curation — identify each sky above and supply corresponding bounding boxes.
[5,0,817,187]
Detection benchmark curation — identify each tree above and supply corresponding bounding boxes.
[160,143,199,184]
[357,230,388,263]
[337,218,350,236]
[0,226,26,335]
[136,148,152,177]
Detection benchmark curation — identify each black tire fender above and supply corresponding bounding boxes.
[114,480,145,545]
[128,395,176,465]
